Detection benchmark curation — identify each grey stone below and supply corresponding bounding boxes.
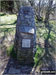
[8,67,20,74]
[19,26,34,34]
[14,6,36,64]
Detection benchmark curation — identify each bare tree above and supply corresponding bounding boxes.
[44,0,54,54]
[45,0,53,23]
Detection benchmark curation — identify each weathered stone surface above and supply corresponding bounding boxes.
[8,67,21,74]
[14,6,36,64]
[19,26,34,34]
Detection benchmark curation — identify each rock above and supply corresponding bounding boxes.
[14,6,36,64]
[8,67,20,74]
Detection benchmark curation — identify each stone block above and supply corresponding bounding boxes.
[14,6,36,64]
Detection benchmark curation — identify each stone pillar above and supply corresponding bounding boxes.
[14,6,36,64]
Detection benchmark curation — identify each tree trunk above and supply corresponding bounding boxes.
[44,0,53,54]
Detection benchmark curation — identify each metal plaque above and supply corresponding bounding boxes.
[22,39,31,48]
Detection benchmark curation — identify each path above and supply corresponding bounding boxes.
[3,58,34,75]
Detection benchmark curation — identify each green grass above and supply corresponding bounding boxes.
[34,46,44,66]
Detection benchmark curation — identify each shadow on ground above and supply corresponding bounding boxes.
[3,57,34,74]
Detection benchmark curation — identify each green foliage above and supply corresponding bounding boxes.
[7,45,17,58]
[50,20,56,25]
[34,46,44,66]
[0,28,15,36]
[0,28,10,32]
[7,45,13,56]
[43,33,49,39]
[0,13,6,16]
[1,1,14,13]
